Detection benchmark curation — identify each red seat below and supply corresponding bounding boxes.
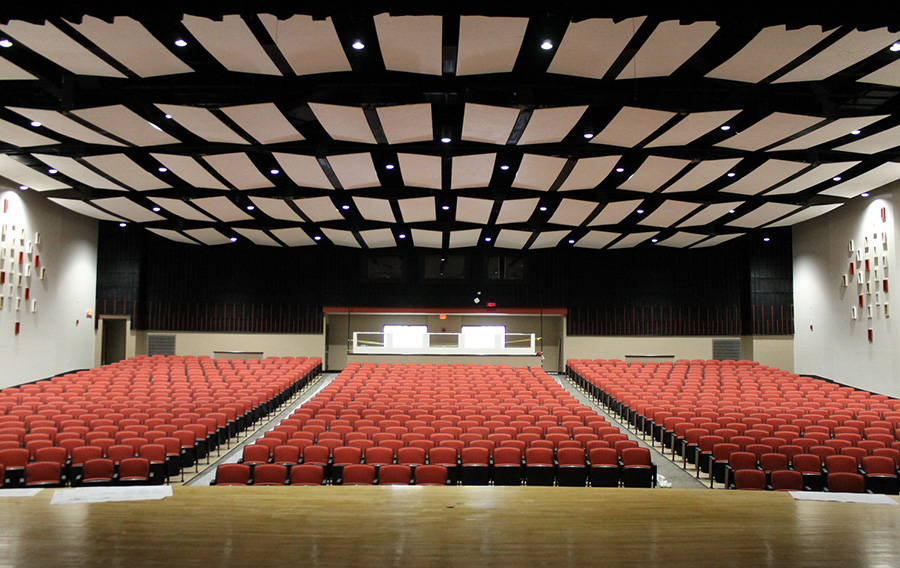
[734,469,767,490]
[770,469,804,491]
[24,461,63,488]
[289,464,324,485]
[82,458,116,486]
[378,464,411,485]
[414,464,448,486]
[252,464,288,486]
[118,458,151,485]
[621,447,654,488]
[342,464,376,485]
[827,472,866,493]
[213,463,251,486]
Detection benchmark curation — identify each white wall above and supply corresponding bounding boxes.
[132,330,325,361]
[793,180,899,396]
[0,184,97,388]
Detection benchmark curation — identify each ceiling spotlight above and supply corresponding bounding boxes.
[164,114,172,120]
[861,192,870,197]
[398,233,406,239]
[48,169,57,174]
[636,209,644,214]
[500,165,510,171]
[385,164,395,170]
[539,206,548,212]
[18,185,27,191]
[119,222,127,228]
[651,238,658,243]
[269,169,280,175]
[441,205,450,211]
[0,39,12,48]
[29,121,41,128]
[763,237,771,242]
[174,39,188,47]
[151,206,161,212]
[229,237,238,242]
[540,40,554,50]
[728,209,735,214]
[891,42,900,52]
[726,172,736,177]
[341,204,350,210]
[440,136,451,143]
[615,167,625,173]
[568,239,575,244]
[851,130,861,135]
[313,235,322,241]
[158,167,167,173]
[351,40,365,50]
[833,176,842,182]
[485,236,492,242]
[583,132,594,139]
[720,125,731,131]
[246,205,255,211]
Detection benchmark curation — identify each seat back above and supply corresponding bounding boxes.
[428,447,457,467]
[302,445,330,466]
[589,448,618,466]
[214,463,251,485]
[119,458,150,481]
[364,446,393,466]
[525,447,554,466]
[25,461,62,486]
[414,464,447,485]
[827,472,866,493]
[825,455,858,474]
[289,464,324,485]
[378,464,411,485]
[252,464,288,485]
[734,469,766,490]
[461,447,489,466]
[621,447,651,467]
[397,446,426,466]
[83,458,116,481]
[556,447,586,467]
[770,469,804,491]
[272,445,301,465]
[342,464,376,485]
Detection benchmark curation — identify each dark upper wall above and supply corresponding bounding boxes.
[96,223,792,336]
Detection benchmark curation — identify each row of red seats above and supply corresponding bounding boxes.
[730,453,899,494]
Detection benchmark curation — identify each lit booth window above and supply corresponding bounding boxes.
[461,325,506,350]
[383,325,428,350]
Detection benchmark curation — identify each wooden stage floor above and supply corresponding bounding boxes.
[1,486,898,567]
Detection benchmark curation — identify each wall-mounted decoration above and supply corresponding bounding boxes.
[15,297,20,310]
[850,262,855,275]
[14,321,19,335]
[18,228,24,242]
[34,232,40,246]
[859,295,864,307]
[868,328,874,342]
[886,303,891,317]
[3,199,7,214]
[16,274,21,286]
[885,280,890,293]
[24,288,29,301]
[0,271,4,286]
[851,307,858,319]
[867,305,873,318]
[26,242,32,254]
[25,265,31,277]
[866,282,872,294]
[857,250,863,261]
[884,255,889,267]
[1,224,5,240]
[34,255,39,268]
[842,274,848,286]
[876,293,881,305]
[849,240,855,252]
[39,267,46,280]
[31,300,36,313]
[858,273,864,284]
[865,236,869,249]
[0,296,3,310]
[17,251,22,264]
[866,259,871,272]
[882,208,887,222]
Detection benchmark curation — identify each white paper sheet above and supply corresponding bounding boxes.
[789,491,899,505]
[51,486,173,505]
[0,488,42,498]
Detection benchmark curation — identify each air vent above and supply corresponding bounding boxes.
[147,334,176,357]
[712,338,741,361]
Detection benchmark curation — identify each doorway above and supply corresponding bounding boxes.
[101,318,128,366]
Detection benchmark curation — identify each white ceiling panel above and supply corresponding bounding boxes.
[47,198,123,222]
[92,197,164,223]
[181,15,280,75]
[591,106,676,147]
[495,230,531,249]
[322,228,361,248]
[558,156,620,191]
[272,153,332,189]
[775,28,900,83]
[0,118,57,147]
[399,197,436,223]
[677,202,744,227]
[233,228,280,247]
[308,103,376,144]
[353,197,395,223]
[706,26,833,82]
[462,104,520,144]
[377,104,433,144]
[247,197,304,222]
[663,158,742,193]
[548,199,597,226]
[456,16,527,76]
[155,104,247,144]
[834,124,900,154]
[328,153,380,189]
[146,228,198,244]
[619,156,691,192]
[720,160,809,195]
[0,20,126,78]
[70,16,193,78]
[147,197,215,222]
[192,196,253,222]
[31,154,125,191]
[397,153,441,189]
[359,228,397,249]
[151,153,228,190]
[618,21,719,80]
[530,231,570,249]
[0,57,36,80]
[726,203,801,228]
[715,112,824,151]
[0,155,69,191]
[411,229,443,249]
[575,231,619,249]
[73,153,171,191]
[820,163,900,198]
[766,204,843,228]
[374,14,442,76]
[258,14,350,75]
[449,229,482,249]
[548,17,647,79]
[202,153,273,190]
[771,116,888,151]
[859,58,900,87]
[184,228,232,246]
[294,197,343,222]
[765,162,861,195]
[495,199,539,224]
[455,197,493,225]
[71,105,180,147]
[512,154,567,190]
[450,154,496,189]
[271,227,315,247]
[639,201,701,227]
[518,106,588,145]
[588,200,644,226]
[656,232,707,248]
[6,108,123,146]
[691,234,744,248]
[646,110,741,148]
[608,232,656,249]
[221,103,304,145]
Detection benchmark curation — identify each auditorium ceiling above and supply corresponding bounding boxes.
[1,4,899,249]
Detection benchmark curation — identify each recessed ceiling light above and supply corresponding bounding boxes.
[540,40,554,50]
[851,130,861,135]
[18,185,27,191]
[174,39,188,47]
[726,172,736,177]
[720,125,731,131]
[385,164,394,170]
[48,169,57,174]
[568,239,575,244]
[500,165,509,171]
[833,176,842,182]
[164,114,172,120]
[119,222,127,228]
[158,167,167,173]
[763,237,771,242]
[151,206,161,212]
[341,205,350,210]
[246,205,255,211]
[440,136,451,143]
[441,205,450,211]
[351,40,365,50]
[229,237,237,242]
[651,238,658,243]
[861,192,870,197]
[0,39,12,48]
[583,132,594,139]
[398,233,406,239]
[269,169,280,175]
[891,42,900,52]
[636,209,644,214]
[615,167,625,173]
[313,235,322,241]
[728,209,735,214]
[29,121,41,127]
[485,236,492,242]
[539,206,548,212]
